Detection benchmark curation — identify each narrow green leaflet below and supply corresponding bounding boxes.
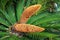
[0,17,11,27]
[0,9,13,25]
[0,35,29,40]
[27,32,58,38]
[32,12,60,25]
[6,2,16,24]
[0,35,19,40]
[53,37,60,40]
[26,11,51,24]
[0,32,9,38]
[16,0,25,21]
[0,25,8,31]
[0,12,11,27]
[38,20,60,28]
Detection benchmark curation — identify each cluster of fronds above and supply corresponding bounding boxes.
[0,0,60,40]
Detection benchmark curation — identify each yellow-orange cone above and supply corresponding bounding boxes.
[20,4,41,23]
[13,24,45,32]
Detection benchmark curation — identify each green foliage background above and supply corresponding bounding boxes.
[0,0,60,40]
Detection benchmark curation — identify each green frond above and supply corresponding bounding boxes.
[32,12,60,25]
[26,32,59,40]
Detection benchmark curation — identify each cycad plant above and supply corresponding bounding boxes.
[0,0,60,40]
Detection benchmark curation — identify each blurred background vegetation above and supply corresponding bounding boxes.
[0,0,60,40]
